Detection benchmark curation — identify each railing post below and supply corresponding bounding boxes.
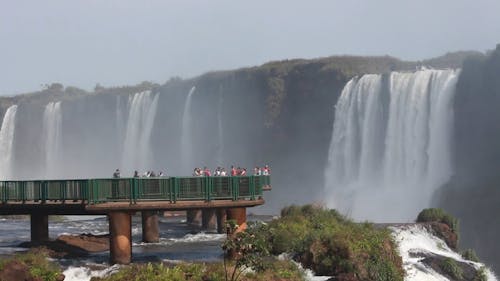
[42,181,47,203]
[249,176,255,200]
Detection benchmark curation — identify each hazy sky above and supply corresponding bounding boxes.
[1,0,499,95]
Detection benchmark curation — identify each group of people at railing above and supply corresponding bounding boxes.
[113,169,166,179]
[111,164,270,179]
[192,165,270,177]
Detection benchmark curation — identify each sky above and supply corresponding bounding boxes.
[1,0,499,96]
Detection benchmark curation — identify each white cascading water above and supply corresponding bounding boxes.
[0,105,18,179]
[43,101,63,179]
[324,69,459,222]
[181,86,196,174]
[391,224,497,281]
[121,91,159,175]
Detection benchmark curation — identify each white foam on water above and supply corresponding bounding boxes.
[63,264,121,281]
[391,224,497,281]
[133,232,225,246]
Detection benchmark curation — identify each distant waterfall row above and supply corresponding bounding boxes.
[0,85,234,180]
[324,69,460,222]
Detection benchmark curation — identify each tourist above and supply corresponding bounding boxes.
[220,168,227,176]
[230,166,237,176]
[254,166,261,176]
[263,165,270,175]
[113,169,120,178]
[240,168,247,176]
[159,171,165,177]
[133,170,139,178]
[203,166,211,177]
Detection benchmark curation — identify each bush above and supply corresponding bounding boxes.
[474,267,488,281]
[0,249,62,281]
[462,249,480,262]
[439,258,463,280]
[266,205,404,280]
[91,260,304,281]
[416,208,459,233]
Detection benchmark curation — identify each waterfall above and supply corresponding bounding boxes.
[324,69,460,222]
[181,86,196,174]
[43,102,63,179]
[0,105,18,179]
[121,91,159,175]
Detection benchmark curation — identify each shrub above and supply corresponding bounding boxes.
[416,208,459,233]
[474,266,488,281]
[0,249,62,281]
[267,205,404,280]
[461,249,480,262]
[439,258,463,280]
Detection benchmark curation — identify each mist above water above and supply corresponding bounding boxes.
[324,69,460,222]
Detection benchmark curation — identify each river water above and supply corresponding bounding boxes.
[0,214,230,280]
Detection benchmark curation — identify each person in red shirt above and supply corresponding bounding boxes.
[231,166,237,176]
[203,166,211,176]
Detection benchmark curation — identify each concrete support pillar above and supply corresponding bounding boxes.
[30,213,49,243]
[186,209,202,225]
[202,209,217,230]
[141,211,159,243]
[226,207,247,233]
[216,208,227,234]
[108,211,132,264]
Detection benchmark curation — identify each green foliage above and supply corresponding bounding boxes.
[93,263,202,281]
[265,204,404,280]
[416,208,459,233]
[461,248,480,262]
[439,257,463,280]
[474,267,488,281]
[0,249,61,281]
[222,221,270,281]
[92,260,304,281]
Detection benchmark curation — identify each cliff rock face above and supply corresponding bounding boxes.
[435,45,500,273]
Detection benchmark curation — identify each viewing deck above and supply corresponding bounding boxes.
[0,175,270,214]
[0,175,271,264]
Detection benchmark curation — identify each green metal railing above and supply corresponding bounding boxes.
[0,175,271,205]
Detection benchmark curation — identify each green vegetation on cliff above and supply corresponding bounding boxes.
[254,205,404,281]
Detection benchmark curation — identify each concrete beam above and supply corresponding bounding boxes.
[30,213,49,243]
[202,209,216,230]
[141,211,160,243]
[108,211,132,264]
[186,209,202,225]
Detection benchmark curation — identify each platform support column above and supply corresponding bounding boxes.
[226,207,247,233]
[202,209,217,230]
[30,213,49,243]
[108,211,132,264]
[216,208,227,234]
[186,209,202,225]
[141,211,159,243]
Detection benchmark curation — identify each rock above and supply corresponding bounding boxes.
[0,260,30,281]
[18,233,109,258]
[56,233,109,252]
[425,222,458,250]
[421,254,477,281]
